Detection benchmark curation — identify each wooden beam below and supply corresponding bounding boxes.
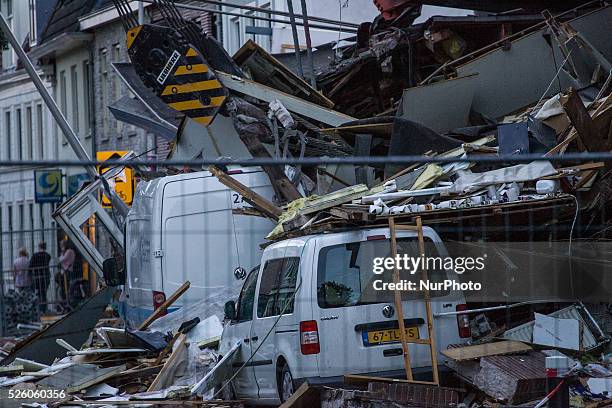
[138,281,190,331]
[148,334,188,392]
[562,90,606,153]
[388,217,413,381]
[209,166,282,220]
[416,216,439,385]
[278,382,320,408]
[441,341,532,361]
[231,129,302,203]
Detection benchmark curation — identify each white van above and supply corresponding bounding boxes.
[123,168,276,326]
[219,226,470,405]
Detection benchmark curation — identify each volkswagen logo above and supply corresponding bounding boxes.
[234,267,247,280]
[382,305,395,318]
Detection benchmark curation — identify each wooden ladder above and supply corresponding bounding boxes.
[388,216,439,386]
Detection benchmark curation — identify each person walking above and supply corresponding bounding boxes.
[57,240,75,305]
[29,241,51,313]
[13,248,31,293]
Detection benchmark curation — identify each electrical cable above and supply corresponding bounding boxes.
[530,49,573,115]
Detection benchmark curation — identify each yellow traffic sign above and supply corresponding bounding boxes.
[97,151,134,207]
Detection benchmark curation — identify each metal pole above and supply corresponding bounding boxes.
[138,1,145,24]
[0,13,130,219]
[300,0,316,89]
[193,0,360,28]
[138,0,358,34]
[286,0,304,78]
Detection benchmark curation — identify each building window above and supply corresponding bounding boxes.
[258,3,272,52]
[230,17,240,54]
[245,11,255,42]
[29,202,34,251]
[17,203,23,247]
[28,0,37,46]
[59,70,67,144]
[2,0,15,67]
[7,204,13,262]
[36,104,43,158]
[4,110,11,160]
[39,203,45,233]
[100,48,109,139]
[26,106,32,159]
[112,43,123,135]
[82,60,91,137]
[70,65,79,134]
[16,108,21,160]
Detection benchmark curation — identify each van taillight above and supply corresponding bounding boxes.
[456,304,471,338]
[153,291,167,314]
[300,320,320,355]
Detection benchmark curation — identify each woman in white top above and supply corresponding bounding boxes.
[13,247,31,292]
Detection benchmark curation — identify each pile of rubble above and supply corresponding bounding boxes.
[0,282,245,407]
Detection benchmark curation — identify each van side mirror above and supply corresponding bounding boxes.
[224,300,237,321]
[103,257,125,286]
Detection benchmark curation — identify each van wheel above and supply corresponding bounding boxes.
[279,364,295,403]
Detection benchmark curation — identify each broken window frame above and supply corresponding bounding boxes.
[53,154,135,277]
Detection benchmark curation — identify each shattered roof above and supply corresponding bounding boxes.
[39,0,98,44]
[406,0,595,12]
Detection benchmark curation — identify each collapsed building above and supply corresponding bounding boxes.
[0,0,611,407]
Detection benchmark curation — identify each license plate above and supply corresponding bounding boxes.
[362,327,419,347]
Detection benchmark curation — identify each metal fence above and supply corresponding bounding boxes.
[0,227,64,336]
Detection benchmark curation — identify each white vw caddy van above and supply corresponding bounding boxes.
[219,226,470,405]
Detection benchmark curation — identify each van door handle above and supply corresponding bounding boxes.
[383,348,403,357]
[251,336,259,342]
[243,338,250,343]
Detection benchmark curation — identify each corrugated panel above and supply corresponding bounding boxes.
[483,352,546,380]
[503,305,600,351]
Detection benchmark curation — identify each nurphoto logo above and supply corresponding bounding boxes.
[371,254,486,292]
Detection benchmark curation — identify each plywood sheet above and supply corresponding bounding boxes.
[441,341,532,361]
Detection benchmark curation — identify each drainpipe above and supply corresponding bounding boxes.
[89,46,96,161]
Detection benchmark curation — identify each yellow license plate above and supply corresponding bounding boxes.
[364,327,419,346]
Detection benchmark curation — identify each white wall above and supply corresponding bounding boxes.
[0,77,57,271]
[222,0,379,55]
[0,0,33,70]
[55,47,93,176]
[0,0,58,271]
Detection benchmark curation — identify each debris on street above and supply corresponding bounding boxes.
[1,0,612,407]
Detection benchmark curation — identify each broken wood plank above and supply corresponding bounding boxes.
[441,341,532,361]
[278,382,320,408]
[148,334,188,392]
[562,90,607,152]
[209,166,282,220]
[297,184,369,217]
[138,281,190,331]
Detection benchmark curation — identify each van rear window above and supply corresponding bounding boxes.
[317,238,449,309]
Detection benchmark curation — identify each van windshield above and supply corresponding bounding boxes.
[317,238,449,308]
